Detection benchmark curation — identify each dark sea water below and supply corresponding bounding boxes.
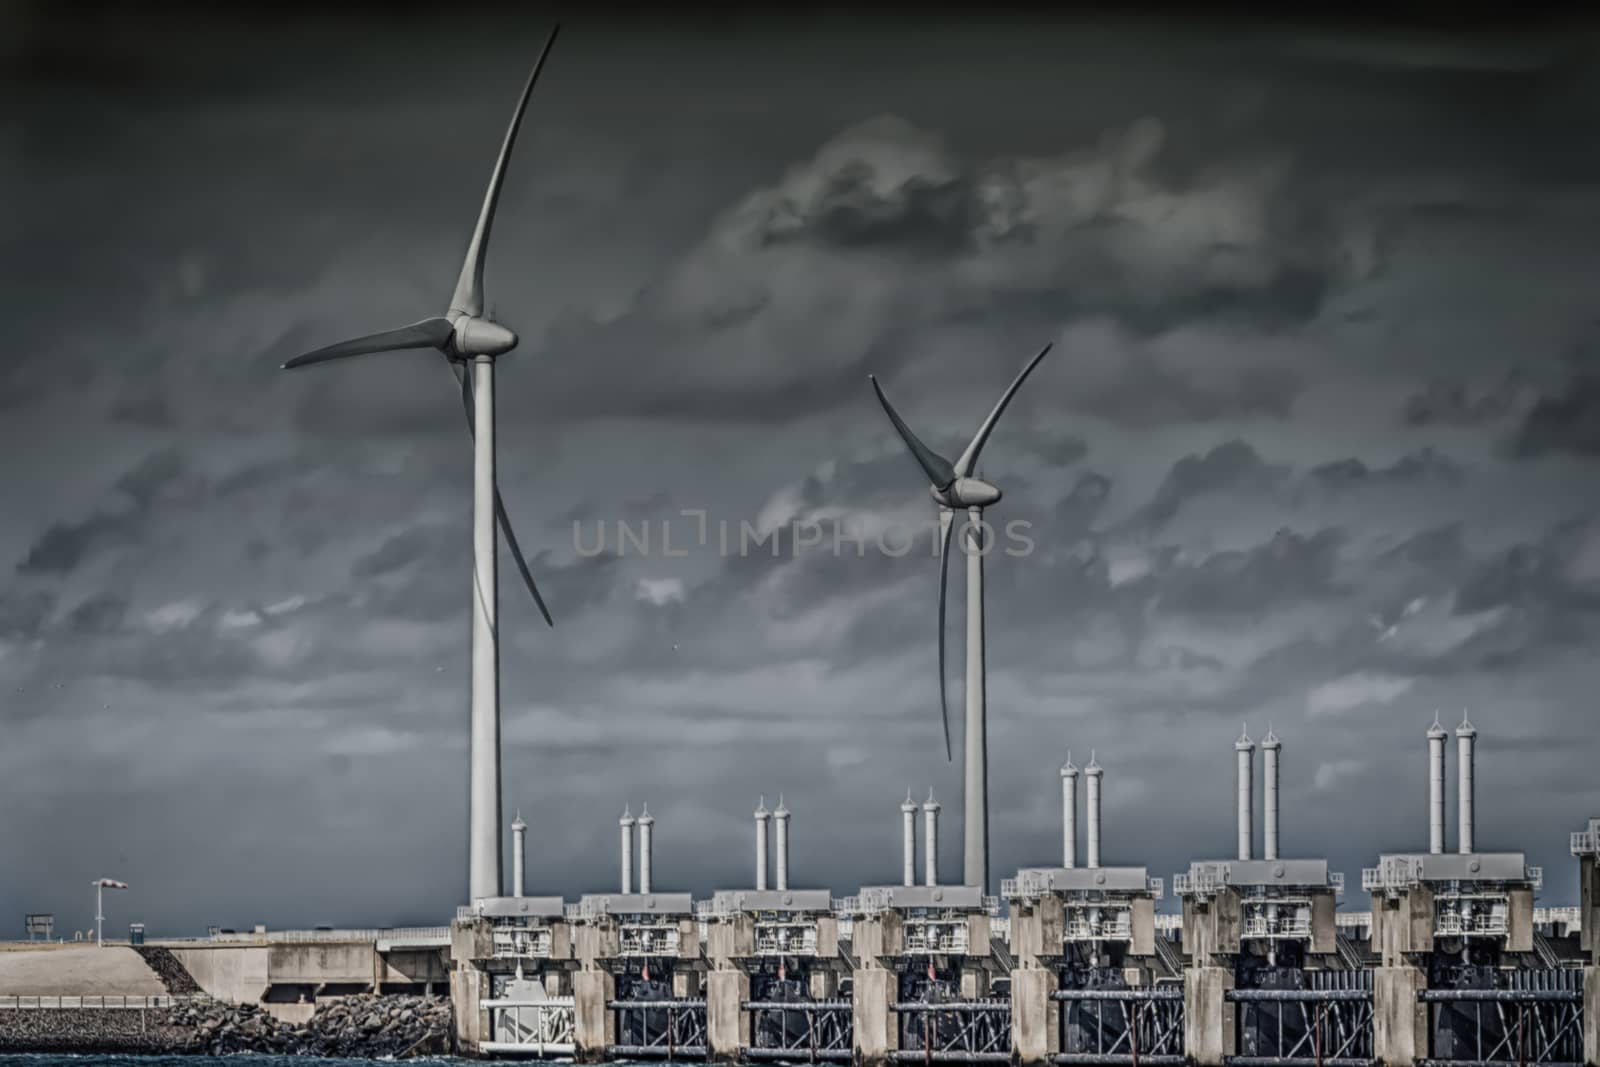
[0,1059,479,1066]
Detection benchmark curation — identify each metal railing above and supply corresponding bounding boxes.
[1242,915,1313,940]
[207,926,449,945]
[904,922,971,955]
[1434,912,1508,938]
[620,925,682,957]
[0,994,205,1009]
[755,922,820,956]
[492,926,554,959]
[1066,915,1134,942]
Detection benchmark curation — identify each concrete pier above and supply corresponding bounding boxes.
[1009,968,1059,1066]
[1183,966,1235,1066]
[1373,966,1427,1067]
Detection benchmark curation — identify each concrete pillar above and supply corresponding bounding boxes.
[1060,756,1078,868]
[1457,716,1476,854]
[1582,853,1600,964]
[620,808,636,894]
[754,799,770,892]
[1262,730,1280,861]
[574,969,617,1063]
[901,792,918,887]
[672,968,701,998]
[1011,967,1060,1066]
[809,969,839,1000]
[638,806,655,894]
[1086,755,1103,868]
[923,790,941,887]
[1236,728,1254,861]
[1427,717,1447,854]
[852,967,899,1067]
[707,970,749,1063]
[511,813,527,898]
[1583,965,1599,1067]
[1184,966,1236,1066]
[775,798,791,892]
[959,964,990,1000]
[449,962,491,1056]
[1374,966,1428,1067]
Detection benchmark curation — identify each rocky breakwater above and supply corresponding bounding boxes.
[0,993,454,1057]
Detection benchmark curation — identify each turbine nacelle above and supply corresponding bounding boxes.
[934,477,1001,509]
[451,314,519,359]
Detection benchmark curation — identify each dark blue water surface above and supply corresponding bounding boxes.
[0,1059,480,1066]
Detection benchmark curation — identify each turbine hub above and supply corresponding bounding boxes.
[935,477,1001,509]
[452,315,518,358]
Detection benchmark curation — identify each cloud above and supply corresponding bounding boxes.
[533,112,1361,424]
[15,449,197,575]
[1306,671,1415,716]
[1403,373,1532,427]
[1132,440,1289,529]
[1511,375,1600,458]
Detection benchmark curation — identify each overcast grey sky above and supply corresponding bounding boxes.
[4,5,1600,934]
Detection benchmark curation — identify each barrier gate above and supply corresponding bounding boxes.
[1227,971,1374,1067]
[892,996,1013,1064]
[1053,986,1186,1066]
[482,996,577,1058]
[741,996,853,1062]
[1420,970,1584,1067]
[608,981,709,1061]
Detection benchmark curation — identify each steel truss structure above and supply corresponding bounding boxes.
[482,996,577,1057]
[607,997,709,1060]
[742,998,854,1062]
[1420,971,1585,1067]
[1052,986,1186,1066]
[891,997,1013,1064]
[1227,984,1375,1067]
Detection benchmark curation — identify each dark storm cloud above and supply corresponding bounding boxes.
[0,590,54,640]
[1511,375,1600,458]
[16,449,196,575]
[1132,440,1289,528]
[1160,528,1348,615]
[1403,373,1530,427]
[1303,448,1463,490]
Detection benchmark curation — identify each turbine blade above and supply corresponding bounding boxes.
[497,490,555,628]
[869,375,956,489]
[953,342,1054,477]
[936,506,955,762]
[449,25,561,318]
[452,363,555,627]
[281,317,453,370]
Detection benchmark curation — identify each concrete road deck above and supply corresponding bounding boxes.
[0,946,166,996]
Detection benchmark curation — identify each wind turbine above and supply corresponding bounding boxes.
[869,342,1053,891]
[281,27,560,903]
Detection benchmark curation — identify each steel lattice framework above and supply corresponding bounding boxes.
[1419,976,1585,1067]
[742,998,854,1062]
[1227,986,1375,1067]
[607,997,710,1060]
[1053,986,1186,1066]
[891,997,1014,1064]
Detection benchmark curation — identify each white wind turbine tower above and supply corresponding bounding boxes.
[869,343,1054,891]
[281,27,560,903]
